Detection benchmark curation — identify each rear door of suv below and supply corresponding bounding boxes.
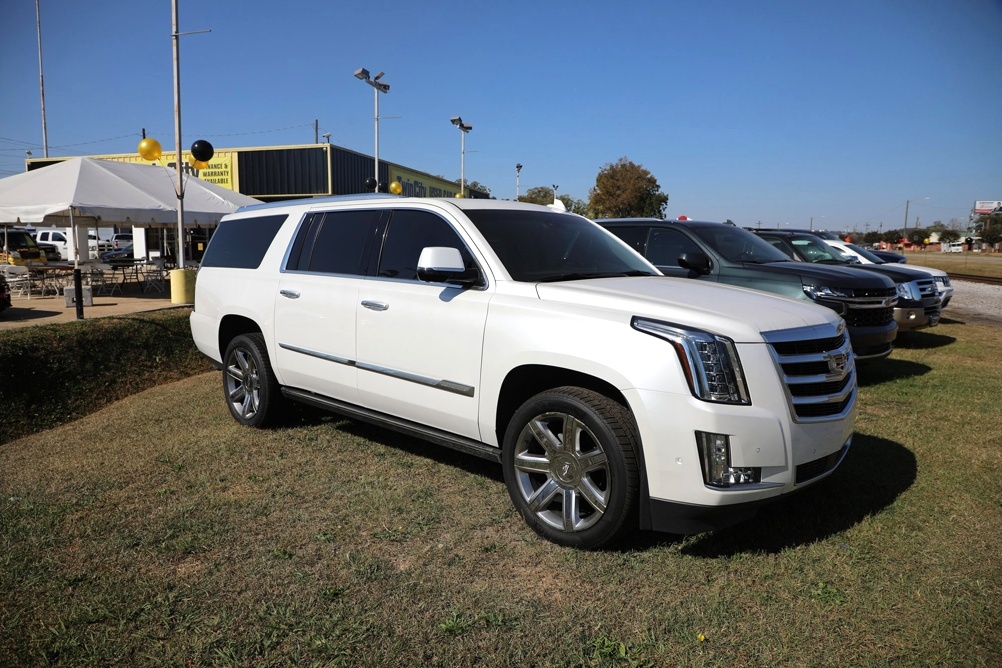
[273,208,383,404]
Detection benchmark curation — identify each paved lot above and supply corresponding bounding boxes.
[0,285,183,330]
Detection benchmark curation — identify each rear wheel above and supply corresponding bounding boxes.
[502,387,640,549]
[222,333,285,427]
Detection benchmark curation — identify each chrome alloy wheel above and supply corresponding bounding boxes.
[225,346,261,420]
[511,411,611,533]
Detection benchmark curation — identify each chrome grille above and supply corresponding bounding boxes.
[762,323,856,423]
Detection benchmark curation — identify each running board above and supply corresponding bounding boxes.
[281,387,502,463]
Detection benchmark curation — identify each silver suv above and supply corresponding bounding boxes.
[190,196,857,548]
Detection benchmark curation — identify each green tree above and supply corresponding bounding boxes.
[519,186,557,206]
[454,179,491,197]
[938,229,961,244]
[588,157,669,219]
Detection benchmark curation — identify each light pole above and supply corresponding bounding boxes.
[450,116,472,197]
[552,184,559,203]
[35,0,48,157]
[355,68,389,190]
[903,197,930,233]
[515,163,522,200]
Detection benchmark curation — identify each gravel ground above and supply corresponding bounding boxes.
[942,280,1002,327]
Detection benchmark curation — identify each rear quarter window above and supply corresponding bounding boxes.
[200,214,288,269]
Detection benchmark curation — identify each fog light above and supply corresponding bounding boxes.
[697,432,760,488]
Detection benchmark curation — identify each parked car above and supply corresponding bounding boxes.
[824,239,952,308]
[35,241,61,263]
[99,244,134,264]
[191,196,858,548]
[0,229,47,266]
[598,218,898,360]
[35,228,111,260]
[870,249,907,263]
[111,233,133,250]
[752,230,941,331]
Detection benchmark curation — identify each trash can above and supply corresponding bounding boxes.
[64,285,93,307]
[170,268,197,304]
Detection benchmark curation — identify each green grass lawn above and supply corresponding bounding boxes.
[2,317,1001,667]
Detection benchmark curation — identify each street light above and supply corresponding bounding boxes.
[450,116,472,197]
[553,184,559,202]
[355,67,389,191]
[515,163,522,200]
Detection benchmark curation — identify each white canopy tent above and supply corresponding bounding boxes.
[0,157,260,263]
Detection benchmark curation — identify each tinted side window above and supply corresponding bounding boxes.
[376,210,474,281]
[647,228,702,267]
[200,214,288,269]
[606,226,647,254]
[288,210,381,275]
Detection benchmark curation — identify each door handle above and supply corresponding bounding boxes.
[361,300,389,311]
[279,289,300,299]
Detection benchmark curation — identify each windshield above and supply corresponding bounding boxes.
[465,210,656,282]
[788,236,851,263]
[844,243,884,263]
[689,225,791,263]
[2,231,38,248]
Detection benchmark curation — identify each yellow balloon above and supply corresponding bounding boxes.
[188,154,198,167]
[138,138,162,161]
[193,160,209,170]
[389,181,403,195]
[455,192,464,198]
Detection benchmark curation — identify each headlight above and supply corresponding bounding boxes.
[801,285,850,315]
[802,284,851,301]
[631,317,750,404]
[896,281,921,301]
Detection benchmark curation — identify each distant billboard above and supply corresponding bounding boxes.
[973,200,1002,215]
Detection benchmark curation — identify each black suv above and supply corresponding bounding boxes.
[751,230,941,332]
[599,218,899,360]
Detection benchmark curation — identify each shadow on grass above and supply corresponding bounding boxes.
[677,433,916,557]
[893,329,957,349]
[280,406,505,482]
[856,357,931,386]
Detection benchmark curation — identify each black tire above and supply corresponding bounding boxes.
[502,387,640,549]
[222,333,285,428]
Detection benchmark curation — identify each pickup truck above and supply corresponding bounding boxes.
[35,228,112,260]
[191,196,858,548]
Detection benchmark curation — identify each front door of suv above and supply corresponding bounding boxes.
[355,208,490,442]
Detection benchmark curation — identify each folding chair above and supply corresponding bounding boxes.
[2,265,33,298]
[90,263,121,296]
[142,258,167,293]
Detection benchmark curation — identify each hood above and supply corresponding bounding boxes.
[740,260,896,288]
[851,263,936,283]
[534,276,842,343]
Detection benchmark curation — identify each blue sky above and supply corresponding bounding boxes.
[2,0,1000,232]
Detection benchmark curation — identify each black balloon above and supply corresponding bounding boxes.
[190,139,214,162]
[364,177,377,191]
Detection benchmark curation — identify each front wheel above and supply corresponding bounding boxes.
[222,333,285,428]
[502,387,640,549]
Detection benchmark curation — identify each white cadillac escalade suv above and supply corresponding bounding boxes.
[190,195,857,548]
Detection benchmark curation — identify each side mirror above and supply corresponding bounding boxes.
[678,250,711,275]
[417,247,481,286]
